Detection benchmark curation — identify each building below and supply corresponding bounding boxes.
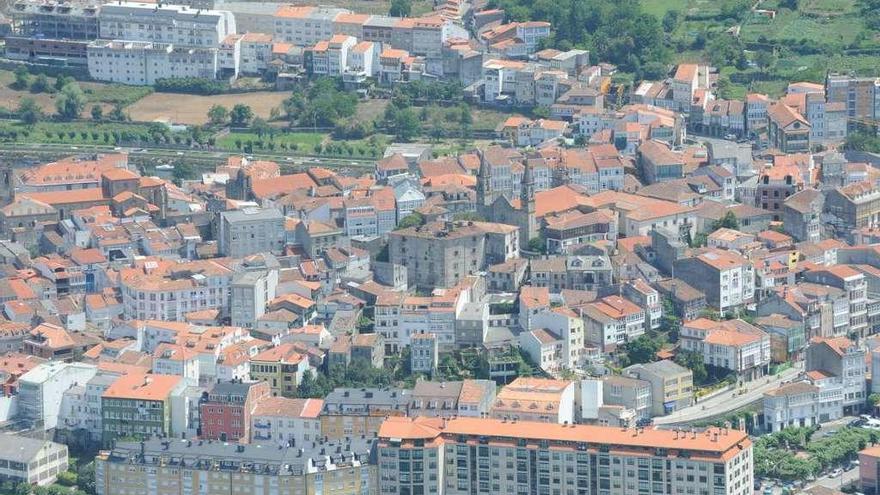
[98,2,235,47]
[624,360,694,416]
[409,379,496,419]
[680,319,771,382]
[388,220,519,289]
[249,343,309,397]
[825,182,880,239]
[95,438,376,495]
[861,444,880,495]
[0,435,69,486]
[639,140,684,184]
[781,189,824,242]
[674,249,755,314]
[18,361,97,430]
[762,381,823,432]
[600,374,652,419]
[250,396,323,444]
[805,336,866,415]
[320,387,409,440]
[219,207,285,258]
[767,103,811,153]
[825,73,880,121]
[489,377,575,424]
[87,40,220,84]
[803,265,869,338]
[199,380,271,442]
[231,268,278,329]
[410,332,438,375]
[119,260,234,321]
[101,372,186,445]
[377,416,753,495]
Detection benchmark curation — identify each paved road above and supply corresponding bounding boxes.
[655,363,803,425]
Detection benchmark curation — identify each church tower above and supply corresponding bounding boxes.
[520,159,538,248]
[476,148,494,218]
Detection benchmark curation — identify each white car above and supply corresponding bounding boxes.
[830,468,843,478]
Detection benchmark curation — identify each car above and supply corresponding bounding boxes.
[286,157,294,162]
[70,146,79,150]
[175,151,184,156]
[763,488,773,495]
[830,468,843,477]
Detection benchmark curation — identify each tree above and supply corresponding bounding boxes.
[621,335,661,365]
[109,102,128,121]
[12,66,30,90]
[870,393,880,407]
[230,104,254,127]
[528,236,547,254]
[252,117,271,138]
[55,83,87,120]
[662,10,680,32]
[396,212,425,229]
[711,210,739,231]
[30,73,51,93]
[674,349,708,384]
[390,107,421,141]
[207,104,228,126]
[55,75,74,92]
[18,97,43,126]
[91,104,103,122]
[754,50,778,73]
[389,0,412,16]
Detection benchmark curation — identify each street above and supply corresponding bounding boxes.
[655,363,803,425]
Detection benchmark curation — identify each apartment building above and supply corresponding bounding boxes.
[320,387,409,440]
[825,73,880,121]
[825,181,880,238]
[757,282,849,340]
[272,6,349,46]
[674,248,755,314]
[388,221,519,289]
[87,40,219,84]
[377,416,753,495]
[249,343,310,397]
[199,380,270,442]
[98,2,235,47]
[119,260,234,321]
[680,319,771,382]
[95,438,376,495]
[101,372,185,445]
[639,140,684,184]
[219,207,285,258]
[250,396,323,444]
[601,374,652,419]
[762,381,823,432]
[582,295,646,352]
[18,361,97,430]
[624,359,694,416]
[489,377,575,424]
[231,268,278,329]
[0,436,69,486]
[803,265,868,338]
[310,33,356,75]
[806,336,866,415]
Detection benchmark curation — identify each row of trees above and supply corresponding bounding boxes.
[207,103,255,127]
[17,82,89,125]
[755,427,880,481]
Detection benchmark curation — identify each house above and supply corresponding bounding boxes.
[600,374,652,419]
[673,248,755,314]
[101,372,186,445]
[320,387,409,440]
[249,343,310,397]
[0,435,69,486]
[199,380,271,442]
[805,336,866,415]
[250,396,323,444]
[767,103,811,153]
[679,318,771,382]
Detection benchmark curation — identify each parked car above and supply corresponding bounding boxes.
[830,468,843,478]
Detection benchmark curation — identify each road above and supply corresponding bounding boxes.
[655,363,803,425]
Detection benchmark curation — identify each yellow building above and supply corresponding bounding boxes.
[95,438,377,495]
[249,343,309,397]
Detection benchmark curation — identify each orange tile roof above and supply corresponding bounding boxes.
[21,189,106,206]
[250,173,317,199]
[252,343,305,364]
[252,397,324,418]
[102,372,182,401]
[275,5,313,18]
[379,416,751,455]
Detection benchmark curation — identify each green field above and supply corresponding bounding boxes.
[216,131,390,158]
[0,121,155,145]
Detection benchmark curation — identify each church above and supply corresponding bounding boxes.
[475,148,539,250]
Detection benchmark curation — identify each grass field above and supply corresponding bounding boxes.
[0,69,152,118]
[216,130,390,157]
[126,91,291,125]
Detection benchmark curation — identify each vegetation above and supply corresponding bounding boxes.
[619,334,663,366]
[673,349,709,384]
[154,77,230,95]
[283,78,358,128]
[207,104,229,126]
[230,104,254,127]
[397,212,425,229]
[755,427,880,481]
[844,130,880,153]
[18,97,43,126]
[55,83,87,120]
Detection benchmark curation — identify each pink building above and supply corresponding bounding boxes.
[199,380,270,442]
[860,445,880,494]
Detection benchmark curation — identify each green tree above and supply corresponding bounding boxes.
[711,210,739,231]
[674,349,708,384]
[528,236,547,254]
[207,104,228,126]
[391,107,421,141]
[230,104,254,126]
[91,104,103,122]
[172,161,195,185]
[30,73,51,93]
[252,117,271,138]
[109,102,128,121]
[389,0,412,16]
[55,83,87,120]
[54,75,74,92]
[621,335,661,365]
[754,50,778,74]
[18,97,43,126]
[12,66,30,90]
[870,393,880,407]
[396,212,425,229]
[662,10,680,32]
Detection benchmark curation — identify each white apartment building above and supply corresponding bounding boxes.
[680,319,771,382]
[250,397,322,444]
[763,382,822,432]
[18,361,98,430]
[344,40,378,83]
[806,336,866,415]
[231,269,278,329]
[87,40,219,85]
[0,436,69,486]
[310,34,356,75]
[98,2,236,47]
[272,6,348,46]
[378,417,754,495]
[119,261,234,321]
[240,32,273,75]
[530,307,585,371]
